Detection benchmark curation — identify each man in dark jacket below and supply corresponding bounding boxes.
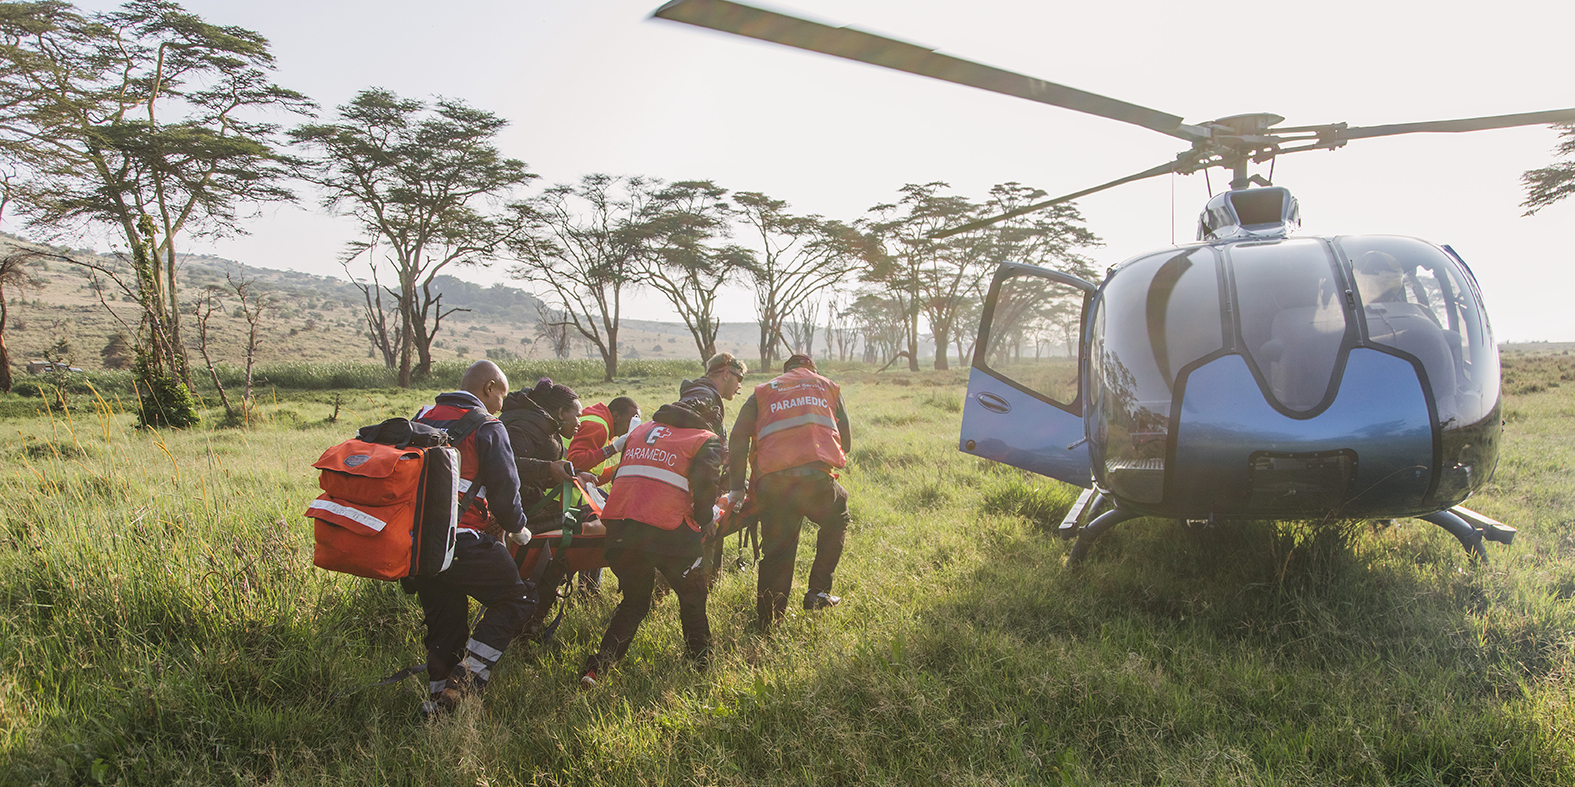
[677,352,746,471]
[680,353,745,581]
[498,377,583,524]
[407,360,534,716]
[579,397,723,687]
[728,353,852,629]
[498,377,608,623]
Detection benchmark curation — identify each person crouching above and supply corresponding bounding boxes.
[579,397,722,687]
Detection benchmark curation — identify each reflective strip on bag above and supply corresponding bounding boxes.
[617,464,690,491]
[456,477,487,499]
[758,412,838,439]
[307,499,390,533]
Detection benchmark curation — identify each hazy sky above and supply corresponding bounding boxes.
[26,0,1575,341]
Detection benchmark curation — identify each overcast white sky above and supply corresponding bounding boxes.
[30,0,1575,341]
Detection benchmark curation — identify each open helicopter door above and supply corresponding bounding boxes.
[959,262,1096,488]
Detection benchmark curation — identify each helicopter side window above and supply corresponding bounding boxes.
[1230,239,1350,413]
[1090,247,1222,503]
[1341,236,1498,429]
[980,272,1085,406]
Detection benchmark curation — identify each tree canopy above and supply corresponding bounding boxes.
[292,88,534,386]
[0,0,309,423]
[1522,124,1575,215]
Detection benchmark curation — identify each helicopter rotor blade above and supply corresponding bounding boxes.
[1339,108,1575,141]
[653,0,1200,141]
[930,159,1182,239]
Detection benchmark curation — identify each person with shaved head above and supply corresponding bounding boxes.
[406,360,536,717]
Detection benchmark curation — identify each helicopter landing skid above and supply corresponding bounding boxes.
[1065,506,1144,566]
[1062,502,1517,566]
[1058,487,1106,539]
[1419,506,1518,564]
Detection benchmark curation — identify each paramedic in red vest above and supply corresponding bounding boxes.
[408,360,535,715]
[566,396,641,485]
[728,353,852,628]
[579,397,723,687]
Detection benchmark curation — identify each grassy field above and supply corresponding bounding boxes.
[0,358,1571,786]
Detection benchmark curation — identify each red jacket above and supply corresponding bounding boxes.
[566,401,621,484]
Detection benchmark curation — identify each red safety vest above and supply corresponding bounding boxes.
[601,421,716,531]
[414,402,490,531]
[753,368,846,475]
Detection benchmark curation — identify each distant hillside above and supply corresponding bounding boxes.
[0,234,770,374]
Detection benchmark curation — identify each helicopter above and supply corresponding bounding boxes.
[652,0,1575,563]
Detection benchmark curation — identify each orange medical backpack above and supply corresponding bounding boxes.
[307,411,489,580]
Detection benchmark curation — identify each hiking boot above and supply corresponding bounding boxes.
[579,668,598,690]
[425,663,480,716]
[803,591,841,611]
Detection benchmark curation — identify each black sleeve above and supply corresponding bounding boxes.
[689,436,723,526]
[835,394,851,455]
[514,456,556,490]
[475,420,527,533]
[728,393,759,492]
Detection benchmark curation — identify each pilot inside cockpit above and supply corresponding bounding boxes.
[1352,249,1460,422]
[1352,250,1407,304]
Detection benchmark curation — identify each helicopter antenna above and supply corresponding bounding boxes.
[653,0,1575,235]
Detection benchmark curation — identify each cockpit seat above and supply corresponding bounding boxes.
[1262,305,1345,411]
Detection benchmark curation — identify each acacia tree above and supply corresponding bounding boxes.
[846,292,903,364]
[0,0,310,422]
[509,174,662,381]
[864,182,1100,370]
[863,182,970,370]
[292,88,535,386]
[1523,124,1575,214]
[731,192,863,372]
[638,180,754,361]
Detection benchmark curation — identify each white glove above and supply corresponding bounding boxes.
[628,414,641,432]
[610,432,629,452]
[508,529,532,546]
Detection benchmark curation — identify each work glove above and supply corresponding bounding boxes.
[507,529,532,546]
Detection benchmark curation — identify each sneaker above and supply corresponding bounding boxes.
[803,591,841,610]
[579,669,598,689]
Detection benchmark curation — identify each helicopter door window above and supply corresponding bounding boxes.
[980,272,1085,407]
[1341,236,1499,430]
[1230,239,1350,413]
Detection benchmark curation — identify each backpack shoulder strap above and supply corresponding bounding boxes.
[445,407,496,517]
[444,407,494,447]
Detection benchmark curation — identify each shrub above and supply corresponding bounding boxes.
[134,358,200,428]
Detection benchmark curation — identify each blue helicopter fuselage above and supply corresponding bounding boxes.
[960,229,1501,522]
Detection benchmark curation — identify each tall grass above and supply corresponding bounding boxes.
[0,365,1571,784]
